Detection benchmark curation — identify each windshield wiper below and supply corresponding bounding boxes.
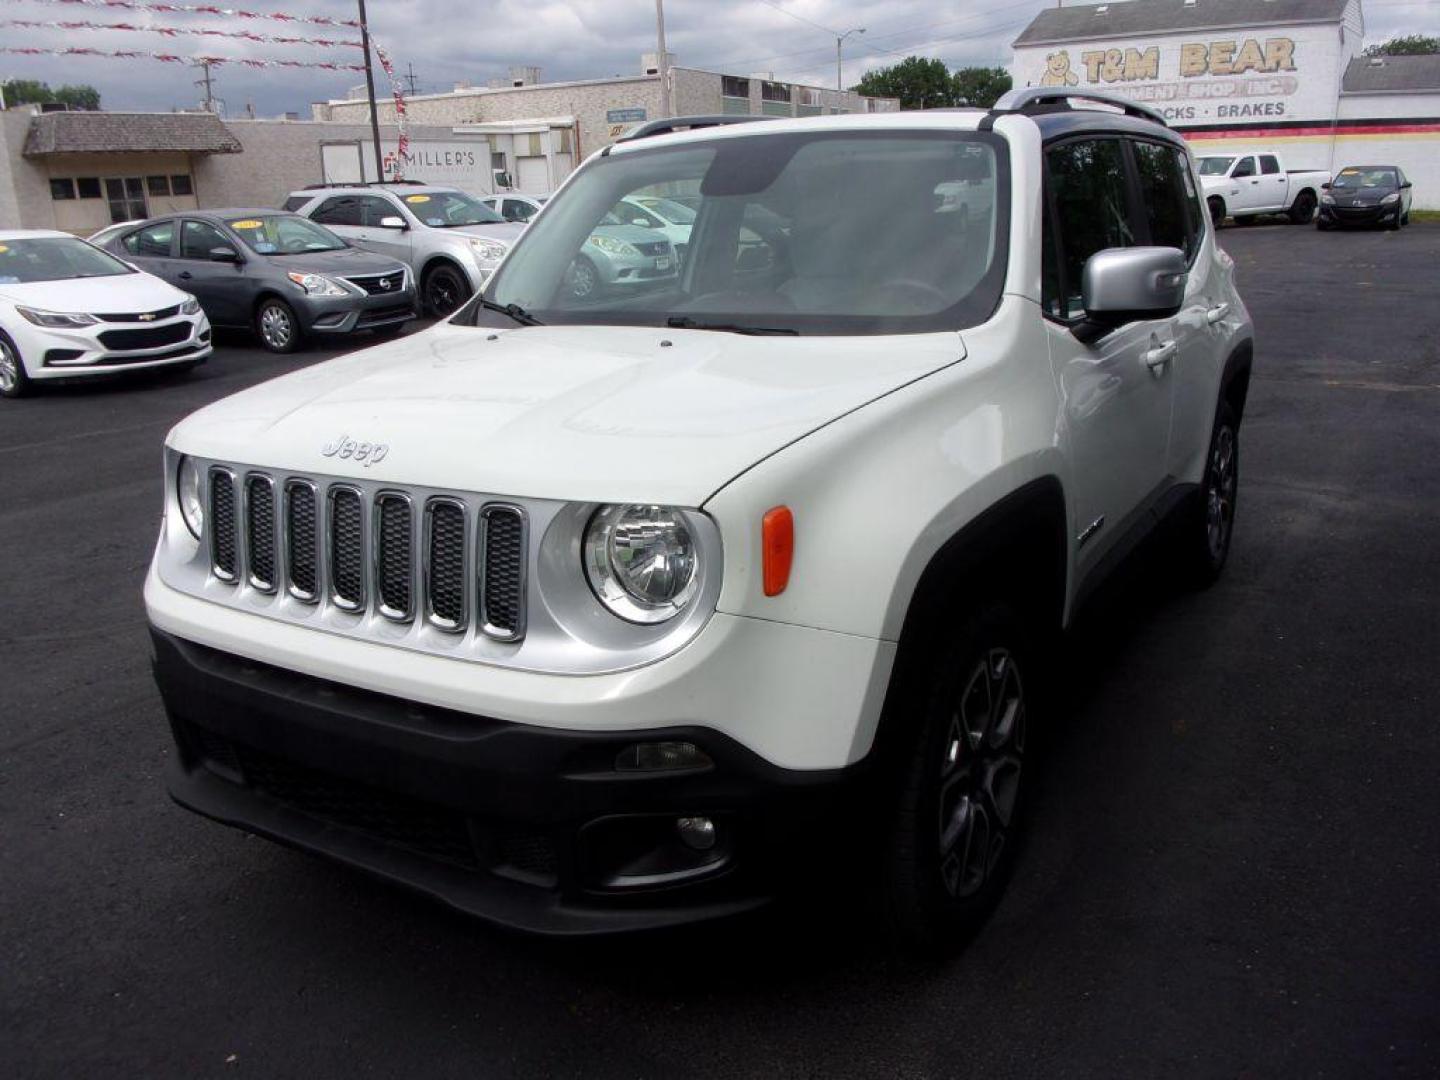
[665,316,798,336]
[475,296,543,326]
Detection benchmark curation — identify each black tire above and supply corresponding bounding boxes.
[1237,215,1258,226]
[1402,210,1411,226]
[1208,198,1226,229]
[1180,400,1240,587]
[255,296,303,354]
[422,263,471,319]
[0,330,31,399]
[566,255,602,301]
[1315,218,1331,231]
[883,604,1034,952]
[1289,190,1317,224]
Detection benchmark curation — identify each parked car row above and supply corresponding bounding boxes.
[1199,152,1414,230]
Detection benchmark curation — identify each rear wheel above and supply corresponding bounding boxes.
[1180,400,1240,586]
[1208,197,1226,230]
[255,297,302,354]
[883,605,1034,952]
[0,331,31,399]
[1289,190,1317,224]
[422,264,471,319]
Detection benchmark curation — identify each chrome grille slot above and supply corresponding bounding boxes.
[284,480,319,602]
[208,467,237,582]
[480,504,527,641]
[244,473,277,593]
[374,492,414,621]
[328,486,366,611]
[423,498,467,631]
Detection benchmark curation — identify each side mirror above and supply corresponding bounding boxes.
[1073,246,1187,345]
[492,169,512,190]
[1321,182,1331,190]
[378,215,408,230]
[1401,181,1412,190]
[209,246,242,263]
[631,218,651,227]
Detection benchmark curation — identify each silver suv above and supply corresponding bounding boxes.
[283,183,524,318]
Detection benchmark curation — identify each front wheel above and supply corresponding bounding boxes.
[883,605,1034,952]
[1289,190,1317,224]
[1208,198,1226,230]
[0,331,32,399]
[422,264,471,319]
[255,297,302,354]
[1179,400,1240,586]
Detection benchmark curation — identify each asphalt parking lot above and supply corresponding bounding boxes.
[4,224,1439,1077]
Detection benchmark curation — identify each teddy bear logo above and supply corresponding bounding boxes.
[1040,50,1080,87]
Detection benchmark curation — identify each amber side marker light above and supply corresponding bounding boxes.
[762,506,794,597]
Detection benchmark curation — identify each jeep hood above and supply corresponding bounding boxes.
[169,322,964,505]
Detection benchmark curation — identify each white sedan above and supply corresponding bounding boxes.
[0,229,212,399]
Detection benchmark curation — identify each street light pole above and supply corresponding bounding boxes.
[356,0,385,183]
[836,27,866,94]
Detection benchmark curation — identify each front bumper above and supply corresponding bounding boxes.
[1319,203,1400,227]
[297,286,418,335]
[19,314,212,380]
[153,627,868,934]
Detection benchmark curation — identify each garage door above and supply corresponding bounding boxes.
[517,157,549,195]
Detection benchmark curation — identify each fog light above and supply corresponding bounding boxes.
[676,816,716,851]
[615,741,712,772]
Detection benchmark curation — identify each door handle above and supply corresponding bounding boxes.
[178,271,193,280]
[1206,302,1230,325]
[1144,341,1177,370]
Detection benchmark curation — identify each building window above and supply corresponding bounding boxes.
[761,81,792,102]
[798,87,823,117]
[170,174,194,196]
[147,175,171,196]
[105,177,147,224]
[721,76,750,99]
[50,178,76,200]
[76,177,101,199]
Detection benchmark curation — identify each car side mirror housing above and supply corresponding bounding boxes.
[1072,246,1188,345]
[1401,181,1412,190]
[1321,182,1331,190]
[378,215,408,230]
[209,246,242,263]
[493,169,512,190]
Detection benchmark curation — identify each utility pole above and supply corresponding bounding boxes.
[836,27,865,93]
[654,0,671,119]
[404,62,420,97]
[356,0,385,183]
[195,61,216,112]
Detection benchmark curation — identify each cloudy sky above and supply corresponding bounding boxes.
[1,0,1435,116]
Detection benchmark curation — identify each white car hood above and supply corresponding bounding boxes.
[169,321,965,505]
[449,222,527,242]
[0,271,185,312]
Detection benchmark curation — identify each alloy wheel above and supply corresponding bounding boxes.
[1206,425,1238,562]
[569,259,598,300]
[426,271,462,317]
[260,304,293,350]
[0,340,17,393]
[937,648,1026,900]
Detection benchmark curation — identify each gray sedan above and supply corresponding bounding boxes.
[96,210,416,353]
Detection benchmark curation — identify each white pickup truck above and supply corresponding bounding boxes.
[1197,152,1329,226]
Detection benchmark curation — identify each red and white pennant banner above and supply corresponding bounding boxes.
[0,44,365,70]
[372,38,409,179]
[0,18,363,47]
[15,0,362,28]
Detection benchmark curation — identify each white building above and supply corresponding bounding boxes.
[1011,0,1440,209]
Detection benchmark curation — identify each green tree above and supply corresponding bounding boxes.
[1,79,102,110]
[952,66,1012,108]
[856,56,957,109]
[1362,35,1440,57]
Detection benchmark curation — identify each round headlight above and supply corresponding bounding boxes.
[177,455,203,539]
[584,504,699,624]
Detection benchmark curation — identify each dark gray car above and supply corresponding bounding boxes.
[97,210,417,353]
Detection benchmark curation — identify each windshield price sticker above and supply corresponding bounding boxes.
[405,194,431,204]
[229,219,264,230]
[0,244,8,253]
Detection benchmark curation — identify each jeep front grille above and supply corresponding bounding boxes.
[203,468,527,643]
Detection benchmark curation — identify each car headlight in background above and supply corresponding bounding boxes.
[587,235,639,257]
[1380,192,1400,205]
[285,272,350,297]
[176,455,203,539]
[15,306,98,328]
[1320,193,1335,206]
[584,504,699,624]
[180,296,202,315]
[468,238,509,263]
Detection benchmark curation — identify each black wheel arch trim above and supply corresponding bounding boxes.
[1220,338,1254,424]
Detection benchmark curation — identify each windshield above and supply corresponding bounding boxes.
[0,236,133,284]
[401,190,504,226]
[630,195,696,224]
[1331,167,1398,190]
[227,215,347,255]
[1197,157,1234,176]
[481,131,1008,335]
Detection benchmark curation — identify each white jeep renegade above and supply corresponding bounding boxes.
[146,90,1252,946]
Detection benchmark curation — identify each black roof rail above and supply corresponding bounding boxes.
[615,114,778,143]
[300,179,429,190]
[987,87,1168,128]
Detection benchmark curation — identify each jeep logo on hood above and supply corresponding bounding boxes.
[321,435,389,467]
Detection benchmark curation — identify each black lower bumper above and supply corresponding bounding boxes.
[1319,205,1398,227]
[151,628,864,934]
